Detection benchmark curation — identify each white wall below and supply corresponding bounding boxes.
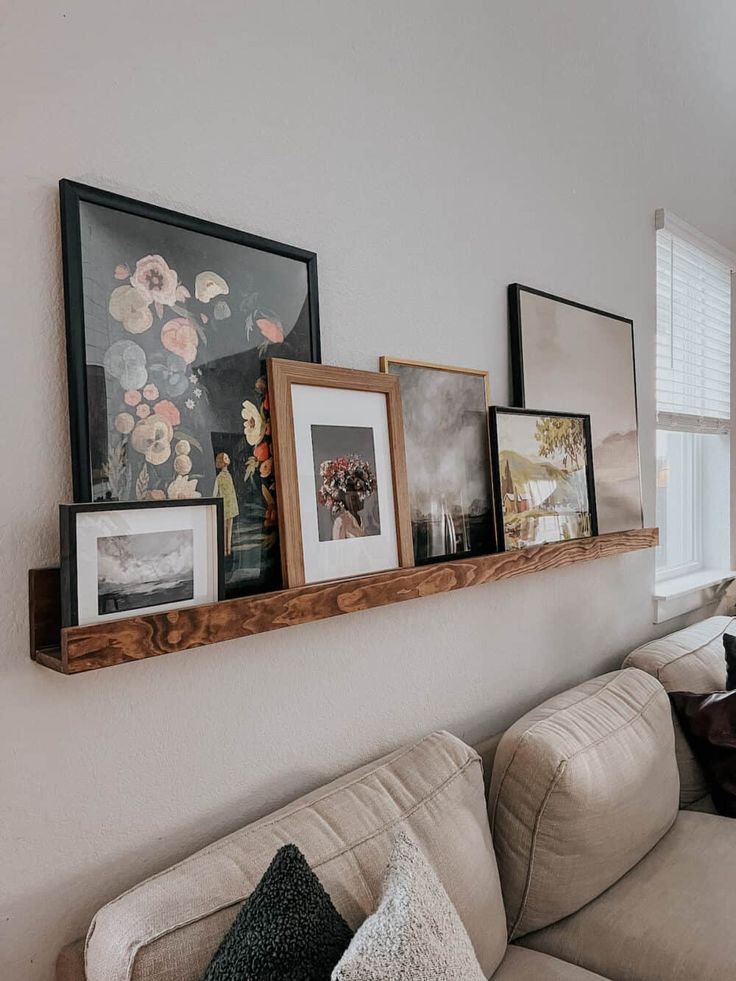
[2,2,735,977]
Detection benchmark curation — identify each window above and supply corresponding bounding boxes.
[655,210,733,586]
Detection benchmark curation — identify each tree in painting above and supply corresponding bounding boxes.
[499,412,593,549]
[535,416,586,471]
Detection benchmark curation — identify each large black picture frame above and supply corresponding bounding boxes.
[59,179,321,598]
[508,283,643,533]
[489,406,598,552]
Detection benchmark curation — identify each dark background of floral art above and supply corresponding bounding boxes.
[70,193,319,596]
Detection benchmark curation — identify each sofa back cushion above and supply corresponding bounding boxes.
[84,731,507,981]
[488,669,679,940]
[624,616,734,806]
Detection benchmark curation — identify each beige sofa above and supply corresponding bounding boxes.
[57,617,736,981]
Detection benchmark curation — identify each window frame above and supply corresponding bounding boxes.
[655,428,703,582]
[654,209,736,592]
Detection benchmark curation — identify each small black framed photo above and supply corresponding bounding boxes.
[60,499,224,627]
[489,407,597,552]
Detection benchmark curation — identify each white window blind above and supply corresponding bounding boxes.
[656,211,733,434]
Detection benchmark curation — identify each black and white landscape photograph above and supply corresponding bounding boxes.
[96,529,194,615]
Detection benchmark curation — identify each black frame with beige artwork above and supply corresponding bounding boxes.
[509,284,643,534]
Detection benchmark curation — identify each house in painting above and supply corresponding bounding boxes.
[501,458,531,514]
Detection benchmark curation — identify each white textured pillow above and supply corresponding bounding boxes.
[332,831,486,981]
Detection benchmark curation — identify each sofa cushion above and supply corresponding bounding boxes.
[201,844,352,981]
[488,669,679,940]
[669,690,736,817]
[519,810,736,981]
[624,616,735,807]
[333,831,485,981]
[492,946,612,980]
[84,731,507,981]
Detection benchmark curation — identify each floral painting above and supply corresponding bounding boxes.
[61,181,320,597]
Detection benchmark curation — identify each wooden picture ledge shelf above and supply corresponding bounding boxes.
[29,528,658,674]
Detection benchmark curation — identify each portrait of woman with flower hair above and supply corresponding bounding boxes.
[311,426,381,542]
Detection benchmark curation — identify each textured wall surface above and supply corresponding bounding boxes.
[1,2,736,977]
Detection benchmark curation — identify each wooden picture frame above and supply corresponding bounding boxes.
[489,406,598,552]
[379,356,496,563]
[59,179,321,599]
[60,498,224,627]
[268,359,413,586]
[379,357,491,404]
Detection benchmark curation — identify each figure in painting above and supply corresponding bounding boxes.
[213,452,239,556]
[317,455,378,541]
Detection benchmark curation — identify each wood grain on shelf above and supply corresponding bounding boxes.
[30,528,658,674]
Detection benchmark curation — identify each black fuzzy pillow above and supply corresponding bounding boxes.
[723,634,736,691]
[201,844,353,981]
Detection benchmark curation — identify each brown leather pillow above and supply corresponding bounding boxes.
[669,690,736,817]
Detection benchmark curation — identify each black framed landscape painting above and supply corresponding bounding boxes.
[489,407,597,552]
[60,180,321,597]
[508,284,642,534]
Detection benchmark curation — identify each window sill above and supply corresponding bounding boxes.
[653,569,736,623]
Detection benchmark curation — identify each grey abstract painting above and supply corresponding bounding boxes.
[96,529,194,615]
[384,361,494,562]
[511,287,643,534]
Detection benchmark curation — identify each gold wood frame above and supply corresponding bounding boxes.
[268,358,414,587]
[379,356,491,405]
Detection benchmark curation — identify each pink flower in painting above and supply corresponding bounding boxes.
[114,263,131,280]
[136,403,151,419]
[153,399,181,428]
[256,317,284,344]
[142,383,159,401]
[124,389,142,406]
[130,255,178,307]
[161,318,198,364]
[130,413,173,466]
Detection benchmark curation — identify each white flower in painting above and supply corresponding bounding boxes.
[195,271,229,303]
[185,398,195,410]
[167,475,201,499]
[242,400,266,446]
[130,255,179,307]
[194,387,202,398]
[109,285,153,334]
[189,373,198,384]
